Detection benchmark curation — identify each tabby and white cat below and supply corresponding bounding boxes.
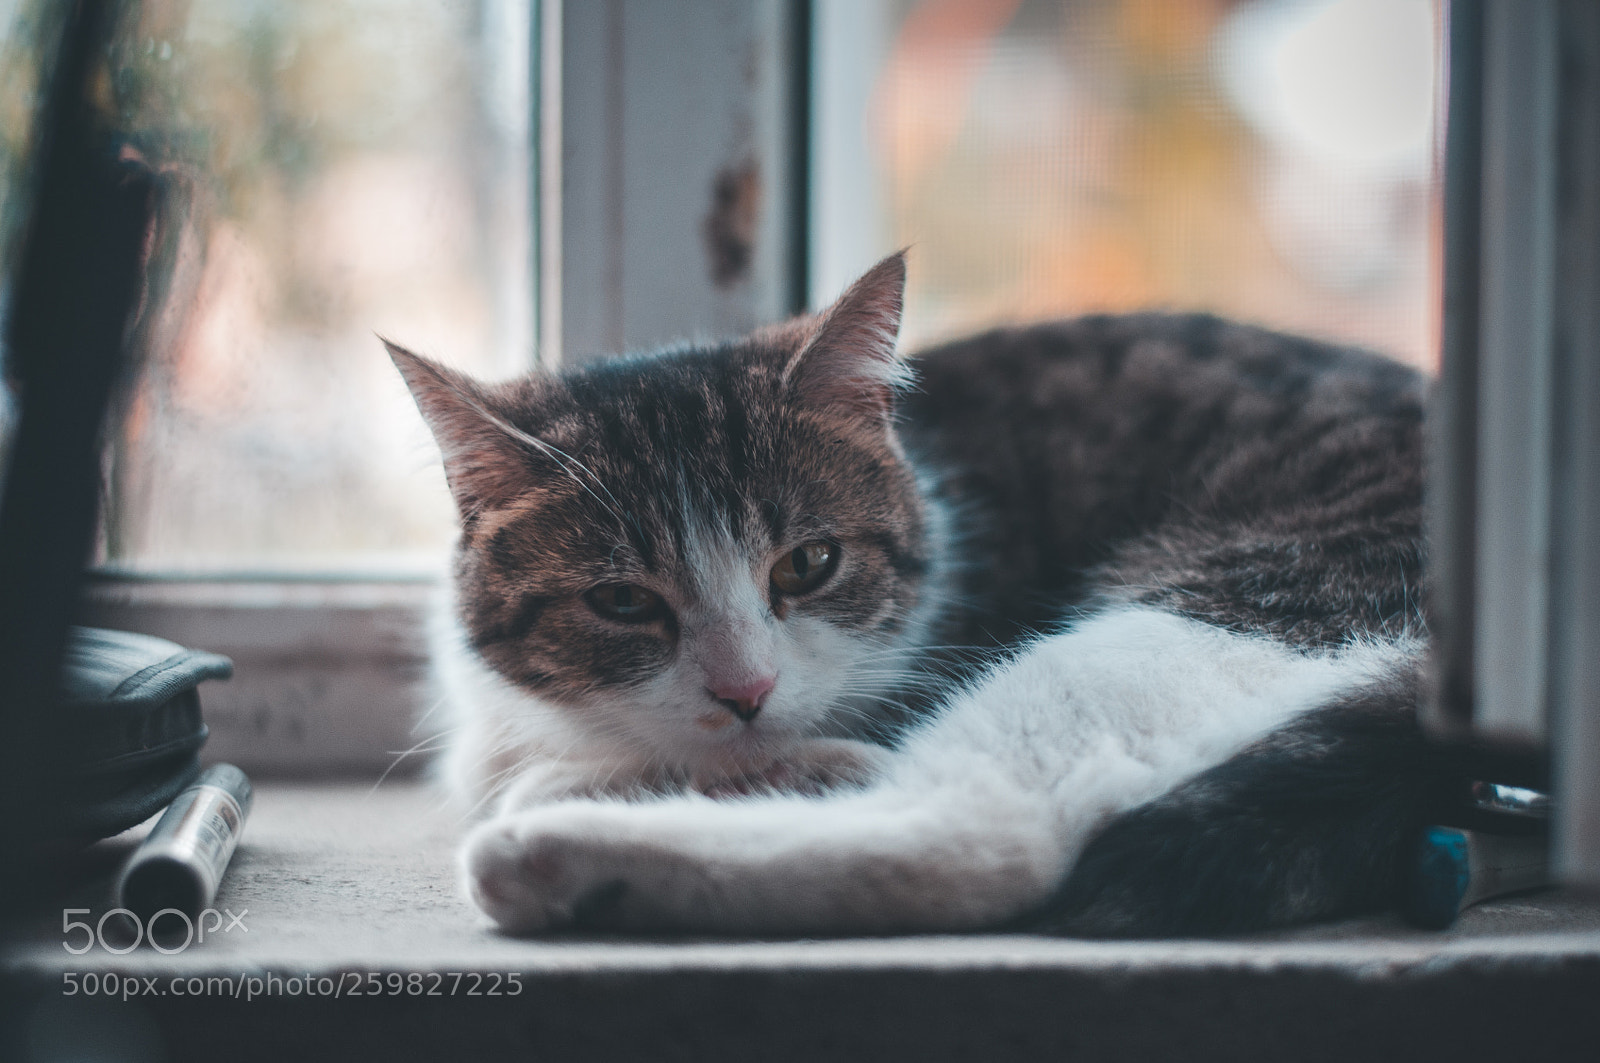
[388,252,1430,936]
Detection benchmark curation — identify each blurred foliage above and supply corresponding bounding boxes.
[92,0,482,325]
[875,0,1437,366]
[82,0,525,569]
[104,0,470,201]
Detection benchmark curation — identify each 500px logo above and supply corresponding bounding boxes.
[62,907,248,955]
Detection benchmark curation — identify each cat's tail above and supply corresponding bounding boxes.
[1032,662,1454,936]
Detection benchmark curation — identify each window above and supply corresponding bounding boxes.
[90,0,534,574]
[84,0,1441,578]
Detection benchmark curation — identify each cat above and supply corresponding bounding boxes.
[387,250,1435,937]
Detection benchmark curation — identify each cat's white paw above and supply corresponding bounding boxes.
[460,804,697,934]
[461,815,579,933]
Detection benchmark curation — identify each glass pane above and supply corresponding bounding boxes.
[100,0,532,574]
[825,0,1439,370]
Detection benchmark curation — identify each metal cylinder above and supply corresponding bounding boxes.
[115,763,253,918]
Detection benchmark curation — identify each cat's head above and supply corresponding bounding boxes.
[389,253,938,775]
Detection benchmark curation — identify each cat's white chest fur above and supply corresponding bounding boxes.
[455,604,1413,934]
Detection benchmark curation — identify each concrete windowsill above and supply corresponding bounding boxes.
[5,781,1600,1061]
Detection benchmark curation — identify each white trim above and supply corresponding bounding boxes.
[554,0,805,363]
[808,0,895,308]
[1472,0,1557,745]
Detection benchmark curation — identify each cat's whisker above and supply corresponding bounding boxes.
[472,405,635,533]
[459,747,547,822]
[366,727,464,799]
[409,692,453,732]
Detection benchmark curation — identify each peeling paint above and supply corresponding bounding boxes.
[703,159,761,289]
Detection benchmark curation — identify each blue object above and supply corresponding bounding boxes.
[1406,826,1471,929]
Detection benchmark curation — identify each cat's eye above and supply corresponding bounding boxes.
[585,583,665,623]
[770,541,839,596]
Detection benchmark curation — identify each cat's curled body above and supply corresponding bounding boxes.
[390,252,1433,937]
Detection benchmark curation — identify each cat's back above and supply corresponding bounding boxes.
[904,312,1423,473]
[901,313,1426,645]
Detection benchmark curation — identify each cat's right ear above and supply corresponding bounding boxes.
[782,251,912,427]
[384,339,541,516]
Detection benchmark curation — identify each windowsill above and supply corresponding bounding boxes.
[79,577,435,779]
[5,781,1600,1059]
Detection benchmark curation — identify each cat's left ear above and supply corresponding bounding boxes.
[782,250,911,426]
[384,338,546,516]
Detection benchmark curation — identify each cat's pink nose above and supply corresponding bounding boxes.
[707,675,776,722]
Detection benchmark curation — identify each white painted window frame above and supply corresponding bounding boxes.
[542,0,808,365]
[1426,0,1600,885]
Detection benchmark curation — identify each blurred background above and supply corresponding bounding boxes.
[0,0,1440,575]
[855,0,1437,359]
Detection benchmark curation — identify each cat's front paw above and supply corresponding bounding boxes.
[460,805,686,934]
[461,815,579,933]
[464,813,617,928]
[697,737,889,799]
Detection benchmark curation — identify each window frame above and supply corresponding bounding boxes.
[1424,0,1600,885]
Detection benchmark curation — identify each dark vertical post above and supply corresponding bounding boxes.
[786,0,813,316]
[1550,0,1600,884]
[1425,0,1484,738]
[0,0,154,867]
